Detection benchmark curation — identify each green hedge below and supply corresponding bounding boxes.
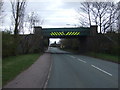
[2,31,18,57]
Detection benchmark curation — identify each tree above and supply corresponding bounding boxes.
[18,12,44,53]
[27,12,44,34]
[0,0,3,16]
[117,1,120,33]
[78,2,92,27]
[0,0,4,25]
[78,2,119,33]
[101,2,120,33]
[11,0,26,37]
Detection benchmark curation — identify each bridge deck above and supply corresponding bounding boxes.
[42,27,90,37]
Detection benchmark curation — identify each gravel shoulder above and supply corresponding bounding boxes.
[3,53,52,88]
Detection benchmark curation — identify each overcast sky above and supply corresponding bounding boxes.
[2,0,119,44]
[2,0,83,43]
[3,0,82,29]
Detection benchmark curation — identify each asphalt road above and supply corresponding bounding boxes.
[46,47,118,88]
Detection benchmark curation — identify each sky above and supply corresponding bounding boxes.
[2,0,120,44]
[2,0,81,28]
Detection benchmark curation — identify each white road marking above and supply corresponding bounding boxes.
[91,65,112,76]
[78,59,87,63]
[44,61,53,88]
[70,56,76,58]
[68,55,87,63]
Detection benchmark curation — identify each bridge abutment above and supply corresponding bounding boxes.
[34,26,45,52]
[78,25,98,53]
[34,26,49,52]
[78,36,87,53]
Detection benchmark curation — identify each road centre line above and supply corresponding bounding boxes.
[70,56,76,58]
[91,65,112,76]
[68,55,112,76]
[77,59,86,63]
[69,55,87,63]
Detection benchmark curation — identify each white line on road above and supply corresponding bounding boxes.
[68,55,87,63]
[91,65,112,76]
[70,56,76,58]
[78,59,87,63]
[44,60,53,88]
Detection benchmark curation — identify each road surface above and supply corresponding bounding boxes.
[46,47,118,88]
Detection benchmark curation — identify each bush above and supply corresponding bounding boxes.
[2,31,49,58]
[2,31,18,58]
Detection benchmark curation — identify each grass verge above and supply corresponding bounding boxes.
[60,48,119,63]
[2,53,41,86]
[85,52,119,63]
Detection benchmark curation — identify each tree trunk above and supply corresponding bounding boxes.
[100,15,102,33]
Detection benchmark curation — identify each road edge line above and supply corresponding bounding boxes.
[43,55,53,88]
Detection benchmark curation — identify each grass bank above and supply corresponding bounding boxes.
[60,48,119,63]
[85,52,119,63]
[2,53,41,86]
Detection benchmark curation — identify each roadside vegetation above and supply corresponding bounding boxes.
[2,0,48,87]
[58,2,120,64]
[2,53,41,86]
[60,48,119,63]
[58,33,119,63]
[85,52,119,63]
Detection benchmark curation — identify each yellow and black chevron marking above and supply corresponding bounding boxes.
[50,32,80,36]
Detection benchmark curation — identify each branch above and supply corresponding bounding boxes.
[104,16,119,30]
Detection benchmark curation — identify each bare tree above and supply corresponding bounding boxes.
[78,2,119,33]
[117,1,120,33]
[0,0,4,25]
[27,12,44,34]
[0,0,3,17]
[78,2,92,27]
[90,2,109,33]
[18,12,45,53]
[101,2,120,33]
[11,0,26,37]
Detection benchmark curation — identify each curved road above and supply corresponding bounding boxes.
[46,47,118,88]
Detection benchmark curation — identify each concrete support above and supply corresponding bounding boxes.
[89,25,98,52]
[90,25,98,36]
[34,26,44,52]
[34,26,43,35]
[78,25,98,53]
[43,37,50,50]
[34,26,50,52]
[78,36,87,53]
